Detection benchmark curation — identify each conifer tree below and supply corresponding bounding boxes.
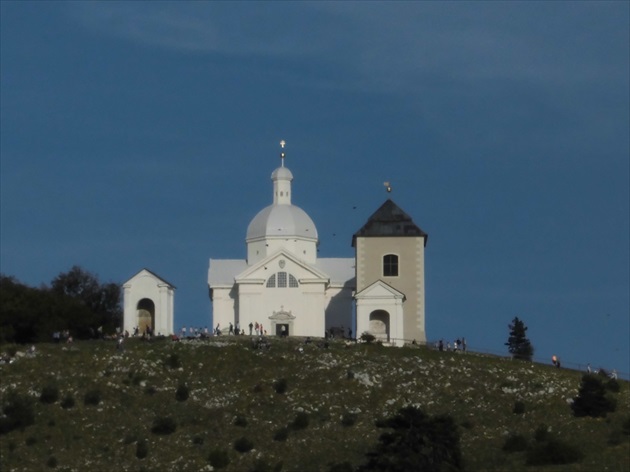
[505,316,534,361]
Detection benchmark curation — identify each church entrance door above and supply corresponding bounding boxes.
[276,323,289,337]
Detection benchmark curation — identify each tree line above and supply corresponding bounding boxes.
[0,266,122,344]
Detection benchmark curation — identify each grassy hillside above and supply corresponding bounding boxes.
[1,337,628,472]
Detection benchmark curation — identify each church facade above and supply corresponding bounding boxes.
[208,144,428,345]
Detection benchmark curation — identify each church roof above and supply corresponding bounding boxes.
[123,268,177,289]
[208,256,354,287]
[352,199,428,247]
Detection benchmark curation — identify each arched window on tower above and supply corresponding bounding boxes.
[383,254,399,277]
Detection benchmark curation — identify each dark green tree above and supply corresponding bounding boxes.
[358,406,463,472]
[505,316,534,361]
[51,266,122,333]
[571,374,617,418]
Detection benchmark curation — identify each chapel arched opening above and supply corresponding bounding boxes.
[137,298,155,335]
[369,309,390,342]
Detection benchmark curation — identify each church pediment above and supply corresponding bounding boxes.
[235,250,329,284]
[269,307,296,321]
[124,268,176,289]
[355,280,405,300]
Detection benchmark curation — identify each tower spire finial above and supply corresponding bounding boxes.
[384,181,392,193]
[280,140,286,167]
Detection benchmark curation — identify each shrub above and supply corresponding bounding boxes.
[40,384,60,404]
[274,378,288,394]
[526,438,583,466]
[606,378,621,393]
[512,401,525,414]
[83,389,102,406]
[0,391,35,435]
[290,412,309,431]
[273,427,289,442]
[208,449,230,468]
[25,436,38,446]
[192,435,204,445]
[165,353,181,369]
[534,424,549,442]
[136,439,149,459]
[46,456,58,468]
[175,383,189,402]
[502,433,528,452]
[144,386,157,396]
[622,415,630,436]
[341,412,358,427]
[234,415,248,427]
[358,406,463,472]
[360,332,376,344]
[151,417,176,435]
[60,394,75,409]
[234,436,254,453]
[572,375,617,418]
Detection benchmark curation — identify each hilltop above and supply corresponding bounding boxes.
[1,337,628,471]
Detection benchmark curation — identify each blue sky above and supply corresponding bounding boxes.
[2,1,628,376]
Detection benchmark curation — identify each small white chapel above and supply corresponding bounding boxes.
[208,142,429,345]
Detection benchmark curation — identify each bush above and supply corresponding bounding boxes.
[175,383,189,402]
[40,384,60,404]
[136,439,148,459]
[358,406,462,472]
[192,435,204,445]
[46,456,58,468]
[151,417,176,435]
[234,436,254,453]
[208,449,230,468]
[60,394,75,409]
[572,375,617,418]
[526,438,583,466]
[341,412,358,427]
[534,424,549,442]
[606,378,621,393]
[0,391,35,435]
[83,389,102,406]
[502,433,528,452]
[290,412,310,431]
[512,401,525,414]
[622,415,630,436]
[360,332,376,344]
[234,415,248,427]
[274,378,288,394]
[165,353,181,369]
[273,427,289,442]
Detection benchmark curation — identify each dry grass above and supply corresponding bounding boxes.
[0,337,628,472]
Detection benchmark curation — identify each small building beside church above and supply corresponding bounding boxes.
[123,269,175,336]
[208,143,429,345]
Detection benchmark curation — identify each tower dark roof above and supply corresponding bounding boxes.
[352,199,428,247]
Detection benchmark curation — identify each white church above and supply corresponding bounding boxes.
[207,143,429,345]
[123,142,428,345]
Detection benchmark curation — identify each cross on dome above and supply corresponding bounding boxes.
[280,140,286,167]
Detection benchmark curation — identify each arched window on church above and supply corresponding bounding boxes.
[383,254,399,277]
[266,274,276,287]
[265,272,299,288]
[289,274,298,287]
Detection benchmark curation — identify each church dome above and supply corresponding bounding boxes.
[271,166,293,180]
[246,204,318,241]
